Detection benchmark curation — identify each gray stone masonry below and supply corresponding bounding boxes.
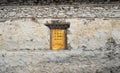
[0,4,120,20]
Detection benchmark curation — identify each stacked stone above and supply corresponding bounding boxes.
[0,5,120,20]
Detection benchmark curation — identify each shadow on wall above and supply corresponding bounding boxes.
[0,0,120,5]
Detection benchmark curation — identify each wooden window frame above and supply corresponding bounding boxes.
[45,20,70,50]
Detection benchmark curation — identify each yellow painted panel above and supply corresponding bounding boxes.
[52,29,65,50]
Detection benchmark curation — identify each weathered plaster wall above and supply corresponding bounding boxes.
[0,18,120,51]
[0,18,120,73]
[0,5,120,73]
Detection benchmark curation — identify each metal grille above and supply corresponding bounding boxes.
[52,29,65,50]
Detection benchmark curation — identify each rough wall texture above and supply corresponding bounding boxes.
[0,5,120,73]
[0,18,120,51]
[0,5,120,19]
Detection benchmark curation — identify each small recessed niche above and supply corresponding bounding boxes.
[45,20,70,50]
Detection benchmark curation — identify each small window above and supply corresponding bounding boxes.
[52,29,65,50]
[45,20,70,50]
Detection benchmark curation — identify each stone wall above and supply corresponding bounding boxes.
[0,5,120,73]
[0,4,120,20]
[0,18,120,51]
